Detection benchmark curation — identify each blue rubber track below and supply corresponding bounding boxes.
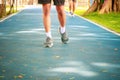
[0,6,120,80]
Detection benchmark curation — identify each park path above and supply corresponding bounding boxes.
[0,6,120,80]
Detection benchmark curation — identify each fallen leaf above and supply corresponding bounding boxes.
[101,69,108,72]
[114,48,118,51]
[2,70,6,73]
[55,56,60,59]
[0,76,4,78]
[18,75,23,78]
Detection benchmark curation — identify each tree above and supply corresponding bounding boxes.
[28,0,34,5]
[113,0,120,12]
[84,0,120,15]
[8,0,15,15]
[0,0,6,18]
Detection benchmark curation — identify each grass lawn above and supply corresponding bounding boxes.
[74,8,120,34]
[83,13,120,34]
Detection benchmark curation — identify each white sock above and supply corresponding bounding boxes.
[46,32,52,38]
[60,27,65,34]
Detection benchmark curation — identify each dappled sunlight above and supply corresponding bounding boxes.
[68,25,89,28]
[16,30,39,34]
[15,28,44,34]
[0,5,120,80]
[61,61,83,66]
[31,28,44,31]
[48,67,98,77]
[49,67,78,73]
[79,33,97,36]
[48,61,98,77]
[69,37,82,40]
[78,71,98,77]
[91,62,120,68]
[47,61,120,77]
[15,28,55,34]
[0,33,4,35]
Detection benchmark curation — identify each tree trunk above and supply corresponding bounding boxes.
[84,0,120,15]
[28,0,33,5]
[84,0,98,15]
[84,0,103,15]
[8,0,15,15]
[0,0,6,18]
[113,0,120,12]
[118,0,120,12]
[99,0,112,14]
[15,0,17,12]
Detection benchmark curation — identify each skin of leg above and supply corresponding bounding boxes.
[42,3,51,32]
[56,5,66,28]
[69,1,73,13]
[73,1,76,13]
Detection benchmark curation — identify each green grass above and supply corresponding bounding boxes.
[74,9,120,34]
[83,13,120,33]
[65,7,86,15]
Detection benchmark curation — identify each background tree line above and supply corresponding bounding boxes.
[84,0,120,15]
[0,0,120,18]
[0,0,36,18]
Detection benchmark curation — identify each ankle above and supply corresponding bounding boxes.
[60,27,66,34]
[46,32,52,38]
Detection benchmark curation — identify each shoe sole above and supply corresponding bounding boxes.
[61,38,69,44]
[44,43,53,48]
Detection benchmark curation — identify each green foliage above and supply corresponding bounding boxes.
[100,0,104,3]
